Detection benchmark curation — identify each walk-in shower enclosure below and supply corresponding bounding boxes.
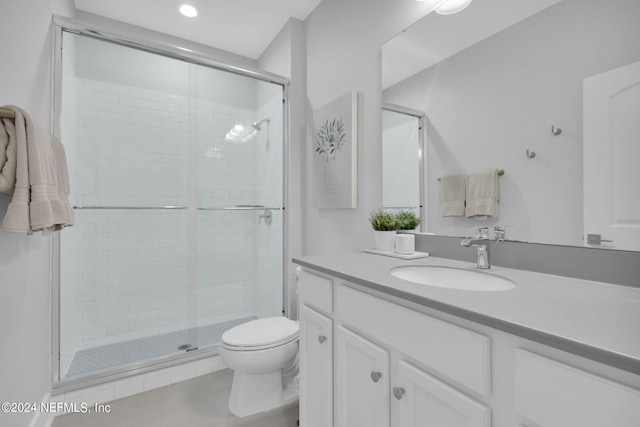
[55,27,286,387]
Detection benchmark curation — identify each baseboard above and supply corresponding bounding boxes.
[28,392,54,427]
[47,354,225,423]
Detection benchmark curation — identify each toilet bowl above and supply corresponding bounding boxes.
[220,316,299,417]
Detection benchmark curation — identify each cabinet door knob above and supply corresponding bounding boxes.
[370,371,382,383]
[392,387,406,400]
[318,335,327,344]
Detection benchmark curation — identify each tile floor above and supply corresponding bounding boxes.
[66,317,256,379]
[52,370,299,427]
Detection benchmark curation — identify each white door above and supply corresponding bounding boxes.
[335,325,390,427]
[299,305,333,427]
[583,60,640,250]
[396,360,490,427]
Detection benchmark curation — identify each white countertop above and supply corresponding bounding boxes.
[293,251,640,375]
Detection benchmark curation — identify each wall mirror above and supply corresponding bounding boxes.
[381,0,640,251]
[381,105,425,231]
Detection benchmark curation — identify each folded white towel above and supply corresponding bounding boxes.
[0,105,74,234]
[439,174,466,217]
[465,168,500,218]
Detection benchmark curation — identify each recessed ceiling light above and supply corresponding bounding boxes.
[435,0,472,15]
[178,4,198,18]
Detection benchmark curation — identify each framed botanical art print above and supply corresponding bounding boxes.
[312,90,358,208]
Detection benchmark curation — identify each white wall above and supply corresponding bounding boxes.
[303,0,446,255]
[0,3,286,425]
[383,0,640,245]
[0,1,55,426]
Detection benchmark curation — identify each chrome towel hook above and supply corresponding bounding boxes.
[551,125,562,136]
[526,149,536,159]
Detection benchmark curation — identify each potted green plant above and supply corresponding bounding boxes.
[396,210,420,231]
[369,210,398,251]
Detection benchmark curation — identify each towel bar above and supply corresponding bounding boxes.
[438,170,504,182]
[73,205,187,210]
[72,206,283,211]
[198,206,282,211]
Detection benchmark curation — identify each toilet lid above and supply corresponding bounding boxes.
[222,317,299,348]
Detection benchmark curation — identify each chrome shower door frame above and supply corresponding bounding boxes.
[51,15,290,394]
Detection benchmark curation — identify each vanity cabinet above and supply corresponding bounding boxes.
[296,265,640,427]
[334,324,489,427]
[298,271,333,427]
[514,349,640,427]
[334,284,490,427]
[396,359,490,427]
[298,267,490,427]
[335,325,389,427]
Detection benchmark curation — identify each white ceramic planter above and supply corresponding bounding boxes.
[374,230,396,252]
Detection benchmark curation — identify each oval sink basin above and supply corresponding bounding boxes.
[390,265,516,291]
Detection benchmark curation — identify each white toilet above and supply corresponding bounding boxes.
[220,316,299,417]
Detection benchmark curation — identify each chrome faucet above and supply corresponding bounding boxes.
[461,227,491,269]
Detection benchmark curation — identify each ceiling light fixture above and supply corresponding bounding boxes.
[178,4,198,18]
[435,0,472,15]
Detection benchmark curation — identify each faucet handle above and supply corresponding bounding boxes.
[475,226,489,240]
[493,225,515,241]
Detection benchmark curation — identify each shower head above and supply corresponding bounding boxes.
[252,118,270,131]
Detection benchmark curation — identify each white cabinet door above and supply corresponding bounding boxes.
[299,305,333,427]
[396,360,490,427]
[515,349,640,427]
[335,325,390,427]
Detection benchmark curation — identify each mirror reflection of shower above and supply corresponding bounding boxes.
[225,117,270,150]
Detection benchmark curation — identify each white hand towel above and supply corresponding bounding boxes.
[465,168,500,218]
[439,174,466,217]
[0,117,17,193]
[1,105,74,234]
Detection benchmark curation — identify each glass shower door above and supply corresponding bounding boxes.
[193,66,284,349]
[57,30,286,384]
[59,32,192,380]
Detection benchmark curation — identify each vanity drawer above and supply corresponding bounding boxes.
[299,270,333,314]
[515,349,640,427]
[336,284,490,396]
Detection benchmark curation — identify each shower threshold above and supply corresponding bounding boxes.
[64,316,256,379]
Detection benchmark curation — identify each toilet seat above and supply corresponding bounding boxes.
[222,317,299,351]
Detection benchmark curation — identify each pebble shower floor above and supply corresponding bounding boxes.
[65,316,256,378]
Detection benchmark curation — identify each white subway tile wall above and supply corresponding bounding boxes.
[60,69,283,379]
